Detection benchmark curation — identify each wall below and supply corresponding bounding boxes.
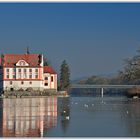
[43,73,57,91]
[3,80,43,91]
[2,64,57,91]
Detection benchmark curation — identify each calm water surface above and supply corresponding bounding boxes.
[0,96,140,137]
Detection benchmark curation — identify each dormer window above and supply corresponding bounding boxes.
[16,60,29,66]
[20,61,25,66]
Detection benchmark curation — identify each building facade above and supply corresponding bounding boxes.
[0,53,57,91]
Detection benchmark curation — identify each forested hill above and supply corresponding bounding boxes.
[77,75,123,85]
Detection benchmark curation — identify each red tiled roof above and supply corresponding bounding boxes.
[3,54,41,67]
[44,66,57,74]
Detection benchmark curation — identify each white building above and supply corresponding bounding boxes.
[0,53,57,91]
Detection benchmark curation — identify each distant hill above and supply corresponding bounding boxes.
[71,73,117,84]
[71,76,88,84]
[72,73,122,85]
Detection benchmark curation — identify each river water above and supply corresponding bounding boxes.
[0,95,140,137]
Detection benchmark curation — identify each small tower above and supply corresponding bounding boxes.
[26,46,30,54]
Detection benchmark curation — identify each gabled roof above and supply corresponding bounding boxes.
[3,54,41,67]
[44,66,57,74]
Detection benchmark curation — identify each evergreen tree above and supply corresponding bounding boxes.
[43,54,51,66]
[44,57,48,66]
[60,60,70,91]
[1,54,4,65]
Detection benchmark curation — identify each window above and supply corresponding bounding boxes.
[21,81,24,85]
[29,69,32,72]
[29,75,32,79]
[51,76,53,82]
[44,83,48,86]
[45,77,48,80]
[35,75,38,79]
[35,69,38,72]
[13,75,16,79]
[18,69,21,78]
[19,60,26,66]
[6,75,9,79]
[29,81,32,84]
[6,69,9,72]
[23,69,27,79]
[10,81,12,85]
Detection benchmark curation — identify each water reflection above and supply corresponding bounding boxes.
[1,96,140,137]
[60,98,70,133]
[0,97,57,137]
[121,99,140,137]
[56,97,140,137]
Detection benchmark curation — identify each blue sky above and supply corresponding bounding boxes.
[0,3,140,80]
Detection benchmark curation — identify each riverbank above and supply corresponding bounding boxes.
[0,90,69,98]
[127,86,140,98]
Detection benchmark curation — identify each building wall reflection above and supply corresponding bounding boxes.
[2,97,57,137]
